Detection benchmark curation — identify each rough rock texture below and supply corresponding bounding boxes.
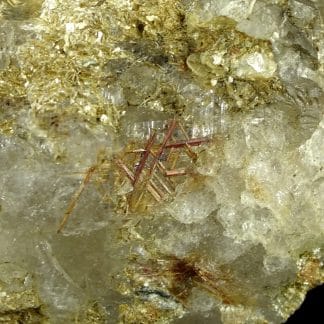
[0,262,45,322]
[0,0,323,323]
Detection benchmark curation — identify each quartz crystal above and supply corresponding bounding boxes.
[0,0,323,323]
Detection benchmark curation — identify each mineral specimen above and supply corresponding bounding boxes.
[0,0,323,323]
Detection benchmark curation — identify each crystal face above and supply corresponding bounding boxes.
[0,0,323,323]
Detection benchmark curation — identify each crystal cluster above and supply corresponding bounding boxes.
[0,0,323,323]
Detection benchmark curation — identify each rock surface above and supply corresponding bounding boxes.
[0,0,323,323]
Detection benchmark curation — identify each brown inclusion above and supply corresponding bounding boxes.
[57,119,210,231]
[116,119,210,212]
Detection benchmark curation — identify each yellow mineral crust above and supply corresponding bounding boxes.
[274,251,324,320]
[16,0,188,132]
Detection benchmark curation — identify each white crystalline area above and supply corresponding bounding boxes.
[167,188,217,224]
[189,0,282,29]
[164,101,324,260]
[301,118,324,167]
[188,0,252,24]
[218,111,324,256]
[233,51,277,78]
[236,1,283,40]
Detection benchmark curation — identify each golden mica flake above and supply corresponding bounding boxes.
[0,119,14,135]
[274,252,324,320]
